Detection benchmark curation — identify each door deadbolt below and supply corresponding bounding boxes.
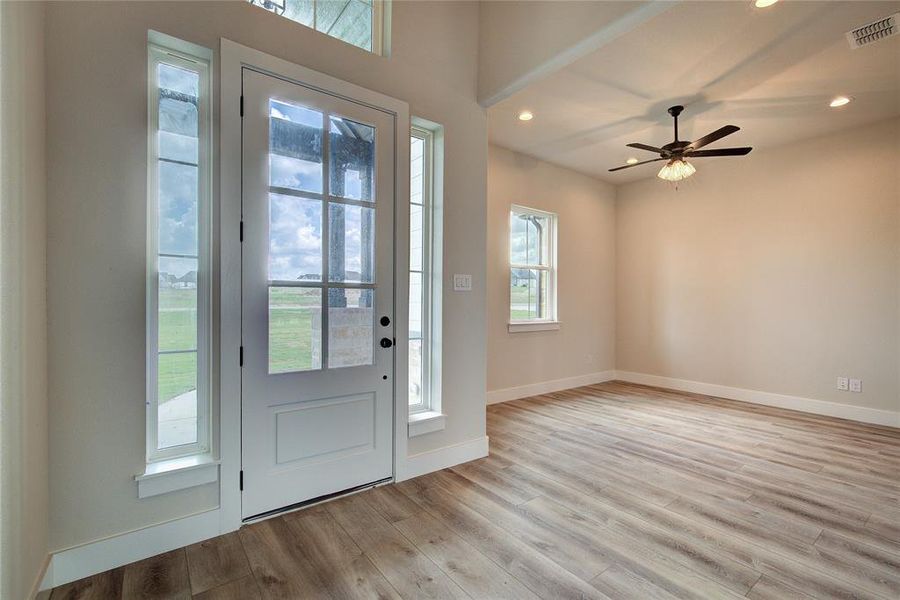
[380,316,390,326]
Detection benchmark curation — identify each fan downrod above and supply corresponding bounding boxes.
[667,105,685,144]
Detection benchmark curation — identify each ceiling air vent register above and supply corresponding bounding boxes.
[846,13,899,49]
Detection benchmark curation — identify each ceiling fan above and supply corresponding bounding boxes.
[609,105,752,181]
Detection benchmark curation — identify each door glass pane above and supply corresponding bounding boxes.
[328,203,374,283]
[328,288,373,368]
[158,257,197,352]
[269,287,322,374]
[329,116,374,202]
[409,339,423,406]
[269,193,323,282]
[269,99,323,193]
[158,161,198,255]
[510,269,548,320]
[157,351,197,449]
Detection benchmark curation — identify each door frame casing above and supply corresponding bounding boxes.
[219,38,410,533]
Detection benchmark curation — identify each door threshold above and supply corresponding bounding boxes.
[242,476,394,524]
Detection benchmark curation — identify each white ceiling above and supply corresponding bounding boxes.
[487,1,900,184]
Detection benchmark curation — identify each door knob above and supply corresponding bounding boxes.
[380,337,393,348]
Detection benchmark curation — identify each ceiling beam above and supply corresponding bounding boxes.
[478,1,678,108]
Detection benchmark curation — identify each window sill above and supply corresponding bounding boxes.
[508,320,561,333]
[408,411,446,438]
[135,454,220,499]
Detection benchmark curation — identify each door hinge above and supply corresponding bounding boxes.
[240,95,244,117]
[239,470,244,491]
[240,346,244,366]
[240,220,244,242]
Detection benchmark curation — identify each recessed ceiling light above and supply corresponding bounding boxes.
[754,0,778,7]
[626,157,639,165]
[518,111,534,121]
[829,96,852,108]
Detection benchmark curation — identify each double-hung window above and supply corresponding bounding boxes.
[509,206,557,330]
[248,0,387,54]
[146,38,212,462]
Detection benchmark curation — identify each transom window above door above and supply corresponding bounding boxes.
[248,0,387,54]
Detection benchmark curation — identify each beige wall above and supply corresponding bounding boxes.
[46,0,486,552]
[616,118,900,414]
[0,2,49,597]
[487,145,616,394]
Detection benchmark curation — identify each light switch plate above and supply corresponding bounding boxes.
[836,377,849,391]
[453,274,472,291]
[849,378,862,393]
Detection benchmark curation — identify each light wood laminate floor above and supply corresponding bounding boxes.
[51,382,900,599]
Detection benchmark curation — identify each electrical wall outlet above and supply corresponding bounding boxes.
[849,378,862,393]
[836,377,849,391]
[453,274,472,292]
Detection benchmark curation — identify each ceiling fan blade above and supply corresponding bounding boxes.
[626,142,670,155]
[608,157,666,172]
[685,147,753,157]
[687,125,739,150]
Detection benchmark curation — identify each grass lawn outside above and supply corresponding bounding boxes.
[510,283,540,320]
[158,288,198,404]
[157,287,324,406]
[268,286,321,374]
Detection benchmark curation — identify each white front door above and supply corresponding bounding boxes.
[241,68,395,519]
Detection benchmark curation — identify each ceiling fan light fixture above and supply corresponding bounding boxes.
[829,96,852,108]
[658,159,696,182]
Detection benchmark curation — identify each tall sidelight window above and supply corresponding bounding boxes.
[147,39,211,461]
[247,0,387,54]
[509,205,557,324]
[409,126,439,414]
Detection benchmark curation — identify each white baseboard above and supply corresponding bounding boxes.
[41,436,490,589]
[615,371,900,428]
[398,436,489,481]
[487,370,616,405]
[43,509,222,590]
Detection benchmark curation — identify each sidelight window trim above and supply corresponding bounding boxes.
[408,126,432,415]
[146,33,213,465]
[408,121,443,424]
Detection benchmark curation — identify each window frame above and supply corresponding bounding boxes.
[146,40,213,463]
[508,204,558,327]
[408,126,434,415]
